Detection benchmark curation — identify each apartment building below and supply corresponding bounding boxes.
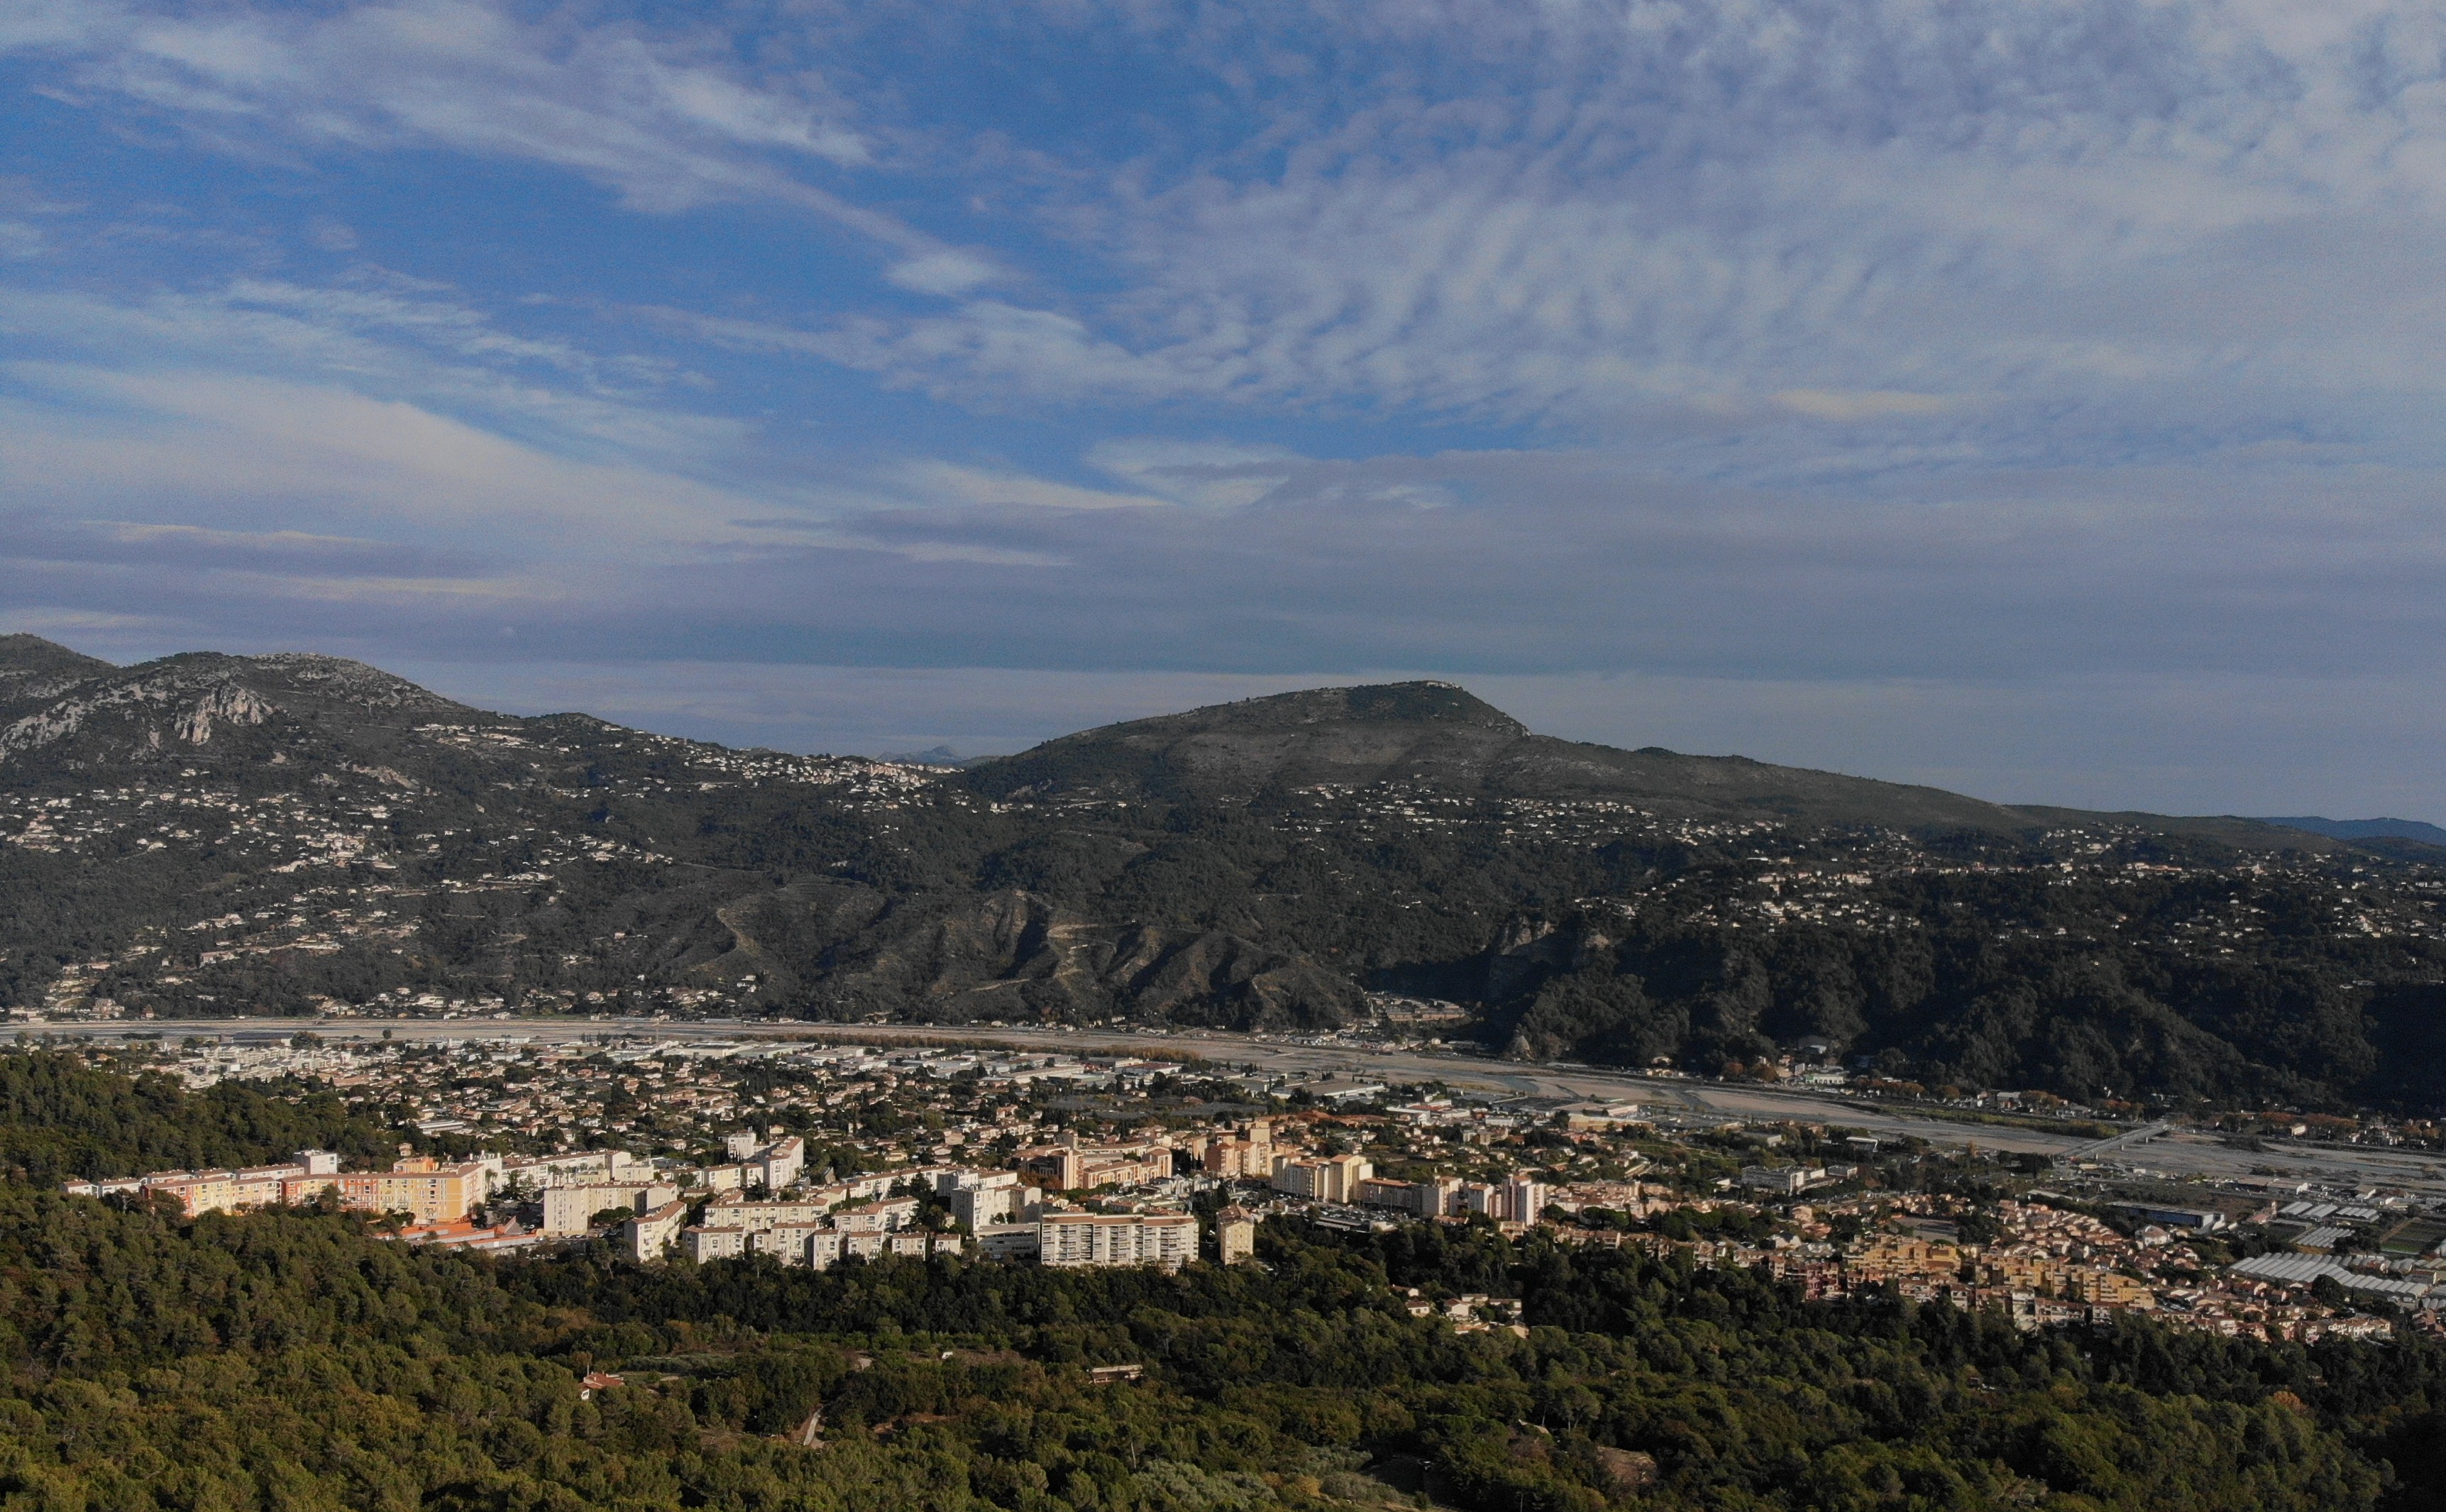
[622,1198,690,1262]
[751,1136,805,1191]
[1201,1119,1279,1179]
[953,1182,1025,1230]
[833,1197,920,1233]
[144,1170,238,1217]
[1455,1174,1549,1224]
[975,1222,1041,1262]
[1216,1206,1257,1265]
[755,1223,844,1268]
[502,1149,655,1190]
[722,1131,805,1191]
[698,1193,832,1231]
[1020,1139,1172,1191]
[1040,1211,1199,1269]
[1357,1175,1462,1218]
[1271,1154,1373,1203]
[337,1161,490,1225]
[541,1182,681,1236]
[683,1224,751,1262]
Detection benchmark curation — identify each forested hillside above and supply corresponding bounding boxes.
[0,1161,2434,1511]
[0,1050,398,1183]
[4,639,2445,1110]
[0,1052,2440,1511]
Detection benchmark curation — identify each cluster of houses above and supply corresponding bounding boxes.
[60,1113,1558,1274]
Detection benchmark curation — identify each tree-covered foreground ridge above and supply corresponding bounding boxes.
[0,1059,2437,1512]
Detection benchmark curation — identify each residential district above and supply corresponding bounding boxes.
[50,1030,2446,1347]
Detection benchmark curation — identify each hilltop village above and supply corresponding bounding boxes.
[50,1030,2446,1348]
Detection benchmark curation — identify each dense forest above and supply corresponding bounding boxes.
[0,1050,400,1183]
[0,1053,2440,1511]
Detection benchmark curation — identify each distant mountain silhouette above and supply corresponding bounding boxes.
[2259,815,2446,846]
[957,682,2312,844]
[876,745,998,768]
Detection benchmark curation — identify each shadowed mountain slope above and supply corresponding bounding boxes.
[6,640,2443,1110]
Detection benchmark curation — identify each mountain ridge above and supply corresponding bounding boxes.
[2259,815,2446,847]
[4,637,2442,1112]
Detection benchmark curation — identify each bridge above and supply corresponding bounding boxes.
[2051,1120,2173,1166]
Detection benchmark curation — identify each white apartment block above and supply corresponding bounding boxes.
[541,1183,681,1237]
[504,1149,656,1191]
[834,1197,921,1233]
[623,1198,690,1262]
[751,1136,805,1191]
[699,1194,833,1231]
[975,1222,1041,1261]
[1040,1211,1198,1269]
[953,1183,1024,1230]
[683,1224,751,1262]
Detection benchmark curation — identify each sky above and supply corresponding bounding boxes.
[4,0,2445,817]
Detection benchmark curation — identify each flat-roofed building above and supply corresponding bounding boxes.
[700,1193,833,1230]
[339,1163,487,1225]
[1216,1207,1257,1265]
[683,1224,751,1262]
[228,1164,308,1208]
[1357,1176,1460,1217]
[1041,1211,1198,1269]
[146,1171,238,1217]
[754,1223,844,1268]
[750,1136,805,1192]
[541,1183,681,1236]
[623,1198,690,1262]
[1272,1154,1372,1203]
[976,1222,1041,1262]
[834,1197,922,1233]
[953,1183,1023,1230]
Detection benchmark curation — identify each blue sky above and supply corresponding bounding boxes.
[5,0,2446,817]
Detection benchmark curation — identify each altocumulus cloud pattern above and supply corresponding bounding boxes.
[3,0,2445,813]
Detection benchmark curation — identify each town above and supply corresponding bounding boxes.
[48,1027,2446,1349]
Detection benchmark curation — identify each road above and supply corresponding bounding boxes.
[26,1015,2446,1196]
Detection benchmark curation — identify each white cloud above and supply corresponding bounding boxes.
[899,460,1174,511]
[0,361,772,556]
[23,0,2446,455]
[11,0,2446,815]
[1087,438,1299,508]
[10,0,907,234]
[710,0,2446,460]
[884,250,1004,297]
